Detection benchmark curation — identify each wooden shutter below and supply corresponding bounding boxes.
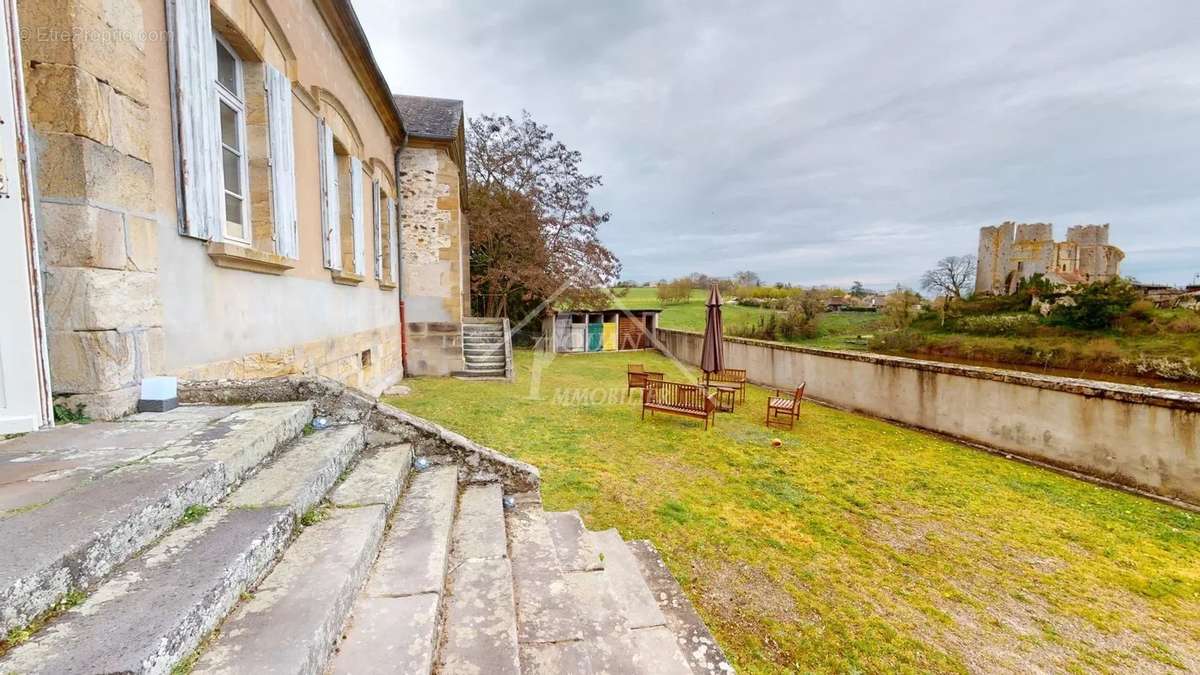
[167,0,222,240]
[388,197,398,284]
[350,156,365,274]
[318,120,340,270]
[372,179,382,278]
[265,65,298,259]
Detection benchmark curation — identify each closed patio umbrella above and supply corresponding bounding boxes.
[700,283,725,382]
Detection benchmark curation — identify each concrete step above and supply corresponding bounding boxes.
[0,420,359,674]
[0,402,312,636]
[329,466,458,675]
[567,568,639,674]
[329,443,412,515]
[628,625,694,675]
[546,511,603,572]
[188,440,407,675]
[462,346,505,355]
[589,530,667,630]
[224,424,364,516]
[627,540,734,674]
[190,505,386,675]
[507,505,586,645]
[518,640,593,675]
[439,483,520,674]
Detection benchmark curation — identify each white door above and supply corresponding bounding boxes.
[0,0,51,433]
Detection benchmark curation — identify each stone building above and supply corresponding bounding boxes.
[0,0,477,429]
[393,95,472,376]
[975,222,1124,295]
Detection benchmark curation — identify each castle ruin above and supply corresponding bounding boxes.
[975,222,1124,295]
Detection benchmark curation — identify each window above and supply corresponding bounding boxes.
[215,36,250,244]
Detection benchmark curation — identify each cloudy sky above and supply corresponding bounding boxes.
[356,0,1200,289]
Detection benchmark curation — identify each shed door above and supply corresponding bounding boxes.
[0,1,50,433]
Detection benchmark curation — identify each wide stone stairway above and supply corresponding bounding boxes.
[0,400,730,674]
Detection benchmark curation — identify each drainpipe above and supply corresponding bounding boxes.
[394,138,408,372]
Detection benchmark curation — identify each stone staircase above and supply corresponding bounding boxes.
[0,401,731,674]
[459,317,512,379]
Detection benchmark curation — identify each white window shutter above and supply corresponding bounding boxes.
[319,120,340,270]
[265,65,298,259]
[372,179,382,279]
[388,197,398,284]
[168,0,222,240]
[350,156,365,274]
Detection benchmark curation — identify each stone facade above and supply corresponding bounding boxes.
[17,0,419,419]
[975,222,1124,295]
[393,96,470,377]
[21,0,162,419]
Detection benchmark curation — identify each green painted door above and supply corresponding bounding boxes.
[587,323,603,351]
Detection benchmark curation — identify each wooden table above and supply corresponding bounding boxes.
[706,384,738,413]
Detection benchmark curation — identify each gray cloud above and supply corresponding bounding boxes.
[356,0,1200,288]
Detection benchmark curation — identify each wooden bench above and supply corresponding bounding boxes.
[642,380,717,430]
[699,368,747,402]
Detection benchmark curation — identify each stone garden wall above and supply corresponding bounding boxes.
[658,328,1200,505]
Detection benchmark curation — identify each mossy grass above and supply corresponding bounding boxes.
[0,589,87,657]
[177,504,210,526]
[388,349,1200,673]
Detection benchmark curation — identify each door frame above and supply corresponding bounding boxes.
[0,0,52,432]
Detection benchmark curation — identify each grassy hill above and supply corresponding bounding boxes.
[610,286,880,350]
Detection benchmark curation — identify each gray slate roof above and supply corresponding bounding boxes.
[393,95,463,141]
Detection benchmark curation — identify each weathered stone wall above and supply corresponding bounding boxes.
[659,328,1200,505]
[21,0,162,419]
[171,323,402,397]
[399,142,466,375]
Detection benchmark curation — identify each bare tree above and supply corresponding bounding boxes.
[920,255,977,300]
[733,270,761,288]
[467,112,621,317]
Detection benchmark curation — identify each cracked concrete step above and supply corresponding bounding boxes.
[589,529,668,630]
[439,483,519,674]
[518,640,593,675]
[0,402,312,636]
[329,466,458,675]
[567,568,639,674]
[627,540,734,674]
[628,625,695,675]
[546,511,603,572]
[507,505,586,645]
[190,506,387,675]
[0,417,360,675]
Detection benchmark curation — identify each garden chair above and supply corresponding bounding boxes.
[627,364,664,397]
[766,382,806,430]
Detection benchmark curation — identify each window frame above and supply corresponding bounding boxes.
[213,34,251,245]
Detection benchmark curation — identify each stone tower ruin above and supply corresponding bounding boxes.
[975,222,1124,295]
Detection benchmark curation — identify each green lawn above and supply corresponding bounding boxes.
[611,286,880,349]
[389,351,1200,673]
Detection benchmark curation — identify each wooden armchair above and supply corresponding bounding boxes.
[627,364,664,396]
[699,368,747,402]
[766,383,806,430]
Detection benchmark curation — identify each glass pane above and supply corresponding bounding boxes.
[215,40,237,93]
[222,147,241,194]
[219,101,239,150]
[225,194,244,228]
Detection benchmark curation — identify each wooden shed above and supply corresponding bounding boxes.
[542,309,661,353]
